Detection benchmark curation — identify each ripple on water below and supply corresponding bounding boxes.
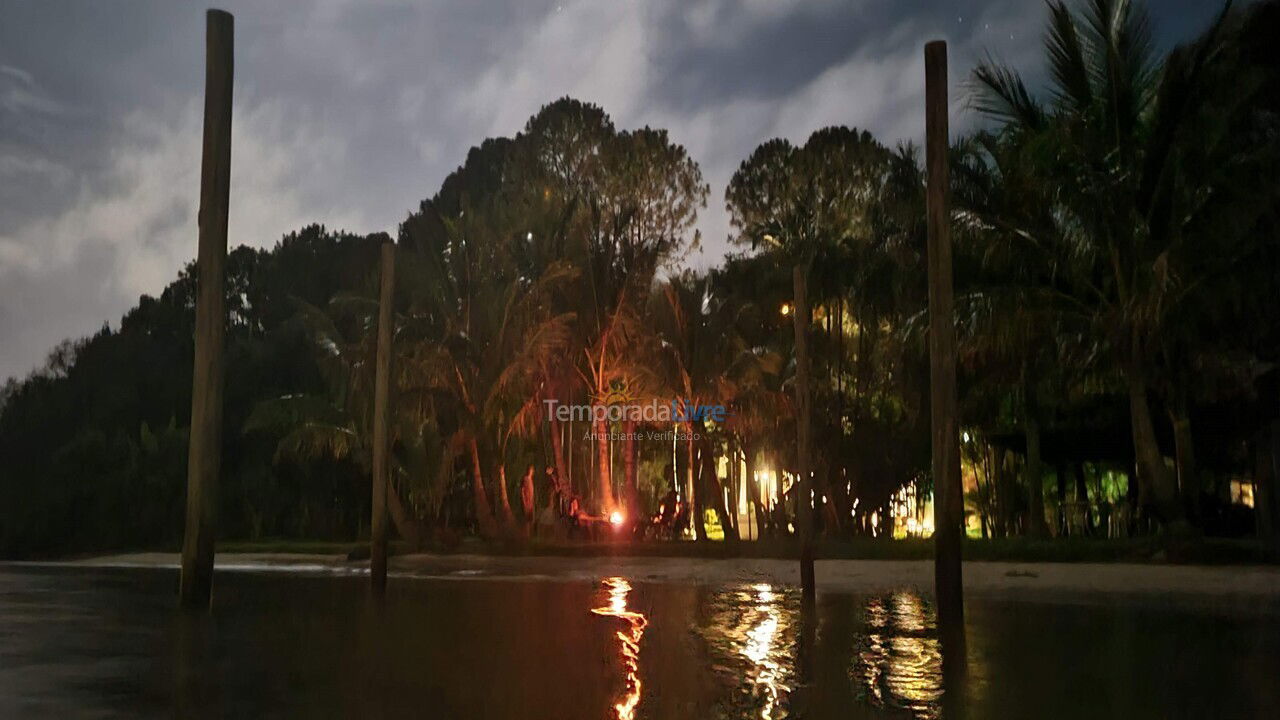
[591,577,648,720]
[699,583,799,720]
[853,592,944,719]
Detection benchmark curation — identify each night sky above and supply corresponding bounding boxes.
[0,0,1227,380]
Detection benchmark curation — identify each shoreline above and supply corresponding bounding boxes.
[18,552,1280,610]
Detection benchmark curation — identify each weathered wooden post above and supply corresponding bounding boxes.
[370,241,396,595]
[792,263,816,605]
[925,40,966,651]
[179,9,233,609]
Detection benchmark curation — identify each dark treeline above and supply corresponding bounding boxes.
[0,229,390,553]
[2,0,1278,557]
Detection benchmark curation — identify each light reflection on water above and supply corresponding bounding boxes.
[856,592,944,719]
[700,582,800,718]
[741,584,788,720]
[3,566,1279,719]
[591,577,648,720]
[700,584,949,719]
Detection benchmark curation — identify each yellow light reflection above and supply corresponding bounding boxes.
[591,577,648,720]
[855,592,944,719]
[859,597,887,706]
[701,583,795,719]
[741,584,787,720]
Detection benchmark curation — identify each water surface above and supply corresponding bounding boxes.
[0,564,1276,718]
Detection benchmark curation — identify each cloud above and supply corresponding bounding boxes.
[0,64,34,85]
[0,0,1205,380]
[0,63,64,116]
[0,95,366,379]
[461,1,650,139]
[652,0,1043,267]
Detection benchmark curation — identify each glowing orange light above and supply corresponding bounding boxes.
[592,577,647,720]
[609,511,625,526]
[779,303,792,317]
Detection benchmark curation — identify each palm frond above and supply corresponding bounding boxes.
[244,394,342,435]
[1045,0,1095,112]
[970,54,1046,130]
[274,423,362,468]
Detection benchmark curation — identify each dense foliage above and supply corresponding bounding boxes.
[0,228,388,554]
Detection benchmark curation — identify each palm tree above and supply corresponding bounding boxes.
[519,99,709,518]
[398,200,579,539]
[968,0,1266,528]
[952,131,1100,536]
[244,295,423,546]
[651,274,740,541]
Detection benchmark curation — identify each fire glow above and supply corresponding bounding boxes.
[591,577,647,720]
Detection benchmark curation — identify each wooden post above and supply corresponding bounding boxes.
[925,40,965,650]
[179,9,233,610]
[1024,380,1047,538]
[371,242,396,595]
[792,264,815,605]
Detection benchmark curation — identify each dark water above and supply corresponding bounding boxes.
[0,565,1277,719]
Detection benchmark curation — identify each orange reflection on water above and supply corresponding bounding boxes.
[591,577,648,720]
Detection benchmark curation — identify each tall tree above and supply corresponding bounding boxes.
[970,0,1274,528]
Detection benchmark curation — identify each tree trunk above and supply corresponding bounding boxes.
[995,449,1012,537]
[180,10,233,610]
[1125,465,1141,536]
[744,439,767,538]
[623,418,639,521]
[1073,463,1092,537]
[988,447,1004,538]
[813,459,842,536]
[370,242,396,594]
[728,437,740,535]
[496,463,516,532]
[385,482,420,548]
[836,296,845,500]
[594,416,615,514]
[1168,395,1200,522]
[550,417,570,493]
[793,264,815,602]
[469,436,497,538]
[1023,399,1047,538]
[1055,465,1067,537]
[520,465,535,537]
[1126,365,1184,527]
[686,421,703,541]
[702,435,738,543]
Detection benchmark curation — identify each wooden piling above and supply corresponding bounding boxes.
[370,241,396,595]
[792,264,816,605]
[925,40,965,649]
[179,9,233,610]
